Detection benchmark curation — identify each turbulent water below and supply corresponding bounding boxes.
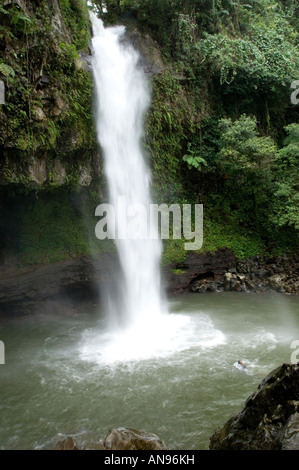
[0,292,298,450]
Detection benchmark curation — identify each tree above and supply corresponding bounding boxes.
[218,115,277,173]
[217,115,277,231]
[272,123,299,229]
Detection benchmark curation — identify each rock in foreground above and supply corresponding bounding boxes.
[53,427,167,451]
[210,363,299,450]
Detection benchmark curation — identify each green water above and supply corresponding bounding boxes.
[0,292,298,450]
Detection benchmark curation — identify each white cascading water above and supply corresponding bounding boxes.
[79,13,224,364]
[90,12,165,326]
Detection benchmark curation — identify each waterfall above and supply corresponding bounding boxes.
[90,13,166,328]
[81,13,194,364]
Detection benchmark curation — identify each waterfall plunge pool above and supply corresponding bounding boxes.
[0,291,298,450]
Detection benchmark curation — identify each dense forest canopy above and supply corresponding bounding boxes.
[0,0,298,264]
[93,0,299,255]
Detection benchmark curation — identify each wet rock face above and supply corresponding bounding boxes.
[0,151,101,187]
[210,363,299,450]
[1,248,297,317]
[120,19,166,77]
[168,252,299,295]
[164,248,236,295]
[233,255,299,294]
[53,427,167,451]
[0,254,120,316]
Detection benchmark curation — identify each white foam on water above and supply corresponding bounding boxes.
[79,312,226,366]
[244,328,278,351]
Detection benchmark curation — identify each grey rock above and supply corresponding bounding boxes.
[281,412,299,450]
[78,52,94,73]
[210,363,299,450]
[124,25,166,77]
[164,248,236,295]
[52,436,79,450]
[103,427,168,450]
[0,254,120,316]
[268,274,284,290]
[52,427,167,451]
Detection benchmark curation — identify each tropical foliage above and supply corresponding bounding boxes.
[0,0,298,264]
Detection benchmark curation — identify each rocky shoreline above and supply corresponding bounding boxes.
[0,248,298,317]
[165,249,299,296]
[190,253,299,295]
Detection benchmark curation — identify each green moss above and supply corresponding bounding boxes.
[0,188,115,265]
[0,0,95,162]
[161,238,187,266]
[146,71,195,201]
[159,203,265,265]
[58,0,91,51]
[199,217,265,259]
[1,185,296,267]
[171,268,187,275]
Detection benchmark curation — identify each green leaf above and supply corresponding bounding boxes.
[0,63,15,77]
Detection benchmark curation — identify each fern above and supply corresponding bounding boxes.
[0,63,15,77]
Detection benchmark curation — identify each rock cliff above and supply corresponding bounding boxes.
[0,0,99,188]
[1,248,297,317]
[210,363,299,450]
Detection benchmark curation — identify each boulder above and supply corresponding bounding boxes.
[169,252,299,295]
[101,427,168,451]
[52,427,167,451]
[268,274,285,292]
[210,363,299,450]
[224,272,233,291]
[52,436,79,450]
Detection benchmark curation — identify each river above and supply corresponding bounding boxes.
[0,291,298,450]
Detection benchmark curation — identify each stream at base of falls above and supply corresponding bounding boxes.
[0,291,298,450]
